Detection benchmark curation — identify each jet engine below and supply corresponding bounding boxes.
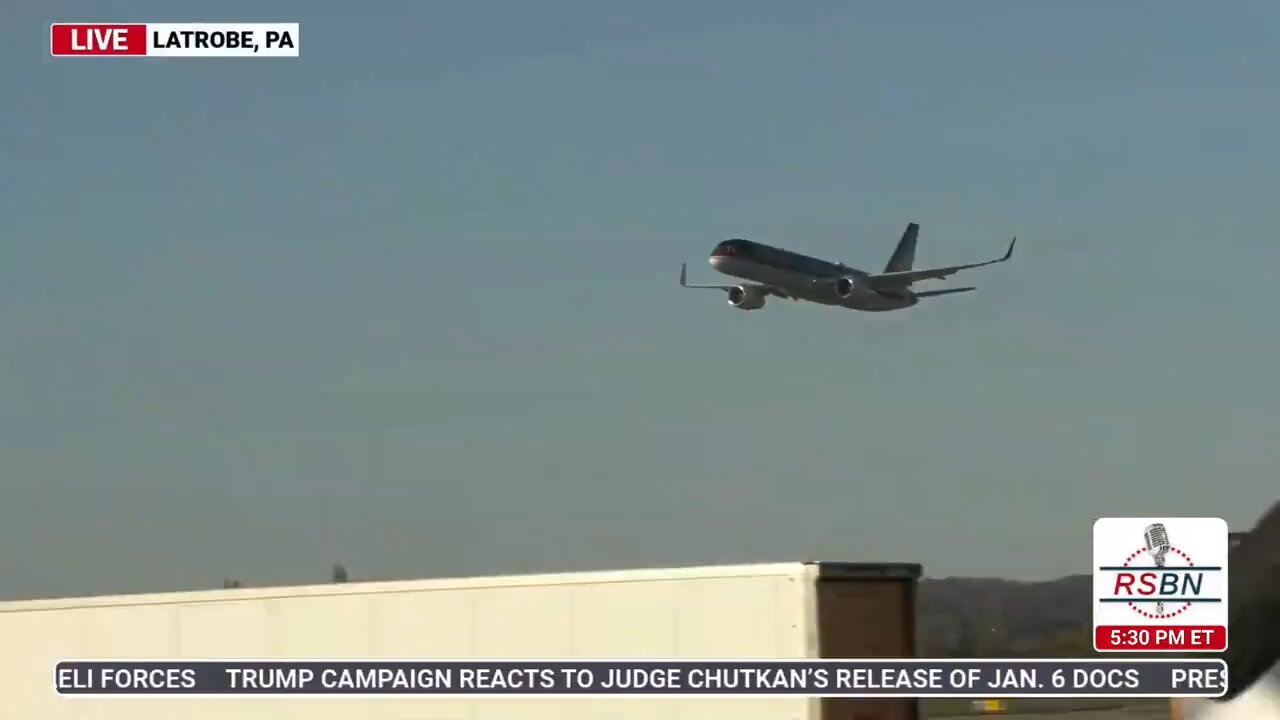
[727,285,766,310]
[835,275,859,298]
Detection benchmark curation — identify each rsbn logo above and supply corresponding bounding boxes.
[1093,517,1228,652]
[1101,523,1219,619]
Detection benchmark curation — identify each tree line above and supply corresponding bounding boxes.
[222,563,348,589]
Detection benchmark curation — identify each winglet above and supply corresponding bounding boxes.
[1002,237,1017,262]
[680,262,688,287]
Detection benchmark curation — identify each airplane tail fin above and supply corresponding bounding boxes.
[884,223,919,273]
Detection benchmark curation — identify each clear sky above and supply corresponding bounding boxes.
[2,1,1278,600]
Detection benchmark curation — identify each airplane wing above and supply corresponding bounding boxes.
[865,237,1016,288]
[914,286,976,298]
[679,264,796,299]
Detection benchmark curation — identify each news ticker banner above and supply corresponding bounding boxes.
[1093,517,1229,653]
[50,23,299,57]
[56,659,1228,698]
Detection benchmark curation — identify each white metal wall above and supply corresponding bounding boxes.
[1,564,815,720]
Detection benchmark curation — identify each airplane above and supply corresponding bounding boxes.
[679,222,1015,312]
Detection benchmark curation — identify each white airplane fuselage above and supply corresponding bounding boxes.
[709,253,916,312]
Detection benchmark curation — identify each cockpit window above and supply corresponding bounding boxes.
[712,240,749,257]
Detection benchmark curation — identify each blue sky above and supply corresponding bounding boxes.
[2,1,1278,599]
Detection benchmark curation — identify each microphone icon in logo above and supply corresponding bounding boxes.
[1143,523,1171,615]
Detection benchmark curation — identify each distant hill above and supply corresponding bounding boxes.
[917,575,1096,657]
